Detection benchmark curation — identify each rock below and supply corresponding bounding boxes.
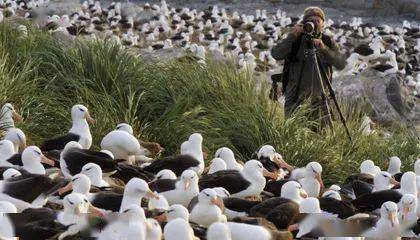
[333,70,417,124]
[138,48,187,63]
[43,0,81,16]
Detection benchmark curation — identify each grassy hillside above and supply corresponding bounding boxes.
[0,21,418,185]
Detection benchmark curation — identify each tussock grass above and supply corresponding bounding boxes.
[0,21,418,184]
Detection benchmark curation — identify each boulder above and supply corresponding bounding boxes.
[43,0,81,16]
[138,48,187,63]
[333,70,417,124]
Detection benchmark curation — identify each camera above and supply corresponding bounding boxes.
[303,21,315,35]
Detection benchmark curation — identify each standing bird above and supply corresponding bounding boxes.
[101,124,149,163]
[41,104,95,151]
[144,133,204,176]
[299,162,324,197]
[150,169,199,207]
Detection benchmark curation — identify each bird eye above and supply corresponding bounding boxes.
[34,150,41,155]
[67,199,74,205]
[381,174,388,178]
[72,177,79,182]
[86,167,92,171]
[79,108,85,112]
[190,176,194,179]
[84,199,88,203]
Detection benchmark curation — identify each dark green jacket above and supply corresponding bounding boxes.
[271,33,346,115]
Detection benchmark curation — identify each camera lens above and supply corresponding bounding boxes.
[303,22,315,34]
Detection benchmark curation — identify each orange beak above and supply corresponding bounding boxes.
[146,190,160,200]
[263,169,278,180]
[402,205,410,221]
[88,203,105,218]
[388,212,397,227]
[315,172,324,190]
[390,178,399,187]
[58,182,73,195]
[84,112,96,125]
[154,212,167,223]
[12,111,23,123]
[41,154,55,166]
[300,189,308,198]
[211,196,225,212]
[184,180,190,190]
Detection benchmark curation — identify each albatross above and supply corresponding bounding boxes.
[0,103,23,129]
[144,133,204,176]
[189,188,226,227]
[40,104,95,151]
[199,160,277,199]
[149,169,199,207]
[59,141,117,179]
[100,123,150,163]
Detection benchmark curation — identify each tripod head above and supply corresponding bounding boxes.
[303,34,316,49]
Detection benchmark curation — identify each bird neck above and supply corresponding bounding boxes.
[23,162,45,175]
[70,119,90,134]
[121,193,142,212]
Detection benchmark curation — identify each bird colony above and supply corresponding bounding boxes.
[1,0,420,239]
[0,102,419,239]
[1,0,420,97]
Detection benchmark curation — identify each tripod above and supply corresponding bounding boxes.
[303,34,353,142]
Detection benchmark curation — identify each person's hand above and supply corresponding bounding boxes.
[313,39,325,49]
[291,24,303,38]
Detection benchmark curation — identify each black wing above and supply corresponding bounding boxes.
[43,150,62,162]
[352,180,374,198]
[223,197,261,213]
[352,190,402,212]
[63,148,117,175]
[319,197,357,219]
[264,179,290,197]
[9,208,66,240]
[40,133,80,151]
[187,196,199,212]
[264,201,300,230]
[3,174,66,203]
[149,179,177,193]
[143,154,199,176]
[199,170,250,195]
[354,44,374,56]
[249,197,292,217]
[91,192,123,212]
[6,153,23,166]
[111,163,155,184]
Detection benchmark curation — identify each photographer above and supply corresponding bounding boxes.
[271,7,346,127]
